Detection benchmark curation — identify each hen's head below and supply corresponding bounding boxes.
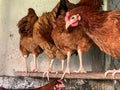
[65,11,81,29]
[54,80,65,90]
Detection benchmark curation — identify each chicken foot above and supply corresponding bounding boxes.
[105,69,120,78]
[61,51,71,80]
[32,54,38,72]
[74,49,86,73]
[43,59,57,81]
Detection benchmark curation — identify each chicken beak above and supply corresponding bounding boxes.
[65,22,70,30]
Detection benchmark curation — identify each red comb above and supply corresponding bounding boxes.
[57,80,63,84]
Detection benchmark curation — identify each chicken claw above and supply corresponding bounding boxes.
[61,67,70,80]
[32,68,38,72]
[43,71,50,81]
[105,69,116,77]
[112,69,120,78]
[43,68,57,81]
[43,68,52,81]
[74,67,87,73]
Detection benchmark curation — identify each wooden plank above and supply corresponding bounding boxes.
[14,71,120,80]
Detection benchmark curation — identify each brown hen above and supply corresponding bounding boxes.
[30,80,64,90]
[33,1,70,80]
[52,0,96,78]
[17,8,43,73]
[65,0,120,77]
[52,16,93,79]
[52,0,102,79]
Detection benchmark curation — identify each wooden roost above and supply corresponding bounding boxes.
[14,71,120,80]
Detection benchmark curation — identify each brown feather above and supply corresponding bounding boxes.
[82,10,120,58]
[17,8,42,58]
[30,80,63,90]
[33,1,67,60]
[52,15,93,56]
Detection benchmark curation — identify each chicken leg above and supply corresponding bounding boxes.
[61,60,65,72]
[32,54,38,72]
[74,49,86,73]
[23,55,28,73]
[43,59,55,81]
[61,51,71,79]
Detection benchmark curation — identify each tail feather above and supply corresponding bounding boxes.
[56,0,68,18]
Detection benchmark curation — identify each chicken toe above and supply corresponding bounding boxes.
[112,69,120,78]
[43,67,57,81]
[43,59,56,81]
[105,69,120,78]
[61,67,70,80]
[105,69,116,77]
[32,68,38,72]
[74,67,87,73]
[43,70,50,81]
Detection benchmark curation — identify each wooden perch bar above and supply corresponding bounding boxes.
[14,71,120,80]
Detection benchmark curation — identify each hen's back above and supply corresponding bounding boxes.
[17,8,42,56]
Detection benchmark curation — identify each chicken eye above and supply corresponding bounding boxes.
[71,16,75,19]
